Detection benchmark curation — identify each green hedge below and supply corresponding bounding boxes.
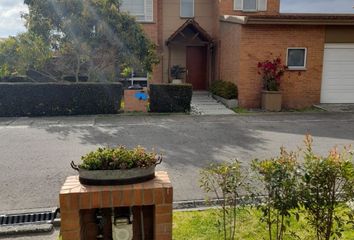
[0,83,122,117]
[210,80,238,100]
[149,84,192,113]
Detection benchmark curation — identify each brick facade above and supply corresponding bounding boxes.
[237,25,326,109]
[59,172,173,240]
[138,0,353,109]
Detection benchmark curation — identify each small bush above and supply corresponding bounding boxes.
[210,81,238,100]
[252,148,300,240]
[0,83,122,117]
[300,135,354,240]
[200,160,249,240]
[80,146,160,170]
[149,83,192,113]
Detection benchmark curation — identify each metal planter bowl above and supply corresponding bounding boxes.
[71,157,161,186]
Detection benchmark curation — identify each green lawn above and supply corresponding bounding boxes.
[58,207,354,240]
[173,208,354,240]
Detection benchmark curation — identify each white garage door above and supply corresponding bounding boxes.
[321,44,354,103]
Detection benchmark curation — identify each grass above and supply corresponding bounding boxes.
[232,107,250,114]
[173,207,354,240]
[58,207,354,240]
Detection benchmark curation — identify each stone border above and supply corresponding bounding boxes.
[212,94,238,109]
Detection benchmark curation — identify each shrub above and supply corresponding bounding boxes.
[79,146,160,170]
[299,135,354,240]
[252,148,300,240]
[149,83,192,113]
[210,80,238,100]
[258,58,285,91]
[0,83,122,117]
[200,160,249,240]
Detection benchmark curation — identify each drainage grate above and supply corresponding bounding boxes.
[0,209,58,226]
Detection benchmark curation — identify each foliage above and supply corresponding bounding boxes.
[23,0,159,81]
[252,148,300,240]
[80,146,160,170]
[210,80,238,100]
[0,64,10,79]
[299,135,354,240]
[0,33,52,76]
[258,58,285,91]
[121,66,133,78]
[149,83,192,113]
[170,65,186,79]
[200,161,249,240]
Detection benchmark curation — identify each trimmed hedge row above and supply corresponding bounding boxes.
[0,83,123,117]
[149,84,192,113]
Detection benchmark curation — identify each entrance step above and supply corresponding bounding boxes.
[191,92,235,115]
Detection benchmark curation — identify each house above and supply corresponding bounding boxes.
[121,0,354,109]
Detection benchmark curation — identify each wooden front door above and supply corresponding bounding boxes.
[186,46,207,90]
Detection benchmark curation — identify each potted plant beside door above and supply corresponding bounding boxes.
[170,65,186,84]
[258,58,285,112]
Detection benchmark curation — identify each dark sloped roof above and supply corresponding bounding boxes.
[166,19,214,45]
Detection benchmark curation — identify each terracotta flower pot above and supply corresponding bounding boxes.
[261,90,282,112]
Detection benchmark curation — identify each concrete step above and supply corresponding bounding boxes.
[191,92,235,115]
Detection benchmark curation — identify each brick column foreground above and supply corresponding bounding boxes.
[59,171,173,240]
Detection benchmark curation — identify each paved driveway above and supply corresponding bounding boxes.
[0,113,354,212]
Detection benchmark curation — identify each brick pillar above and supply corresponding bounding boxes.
[124,89,149,112]
[59,171,173,240]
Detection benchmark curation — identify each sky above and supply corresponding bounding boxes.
[0,0,353,38]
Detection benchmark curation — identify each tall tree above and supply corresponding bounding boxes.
[23,0,158,82]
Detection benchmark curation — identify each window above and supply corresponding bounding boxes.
[287,48,307,70]
[234,0,267,12]
[121,0,153,22]
[180,0,194,18]
[243,0,257,11]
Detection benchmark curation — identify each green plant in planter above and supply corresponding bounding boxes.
[79,146,159,170]
[170,65,186,79]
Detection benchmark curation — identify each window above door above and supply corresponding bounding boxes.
[234,0,267,12]
[180,0,195,18]
[120,0,153,22]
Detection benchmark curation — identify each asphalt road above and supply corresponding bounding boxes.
[0,113,354,212]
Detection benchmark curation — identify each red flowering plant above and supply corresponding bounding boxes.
[257,58,285,91]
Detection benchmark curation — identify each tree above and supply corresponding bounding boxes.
[0,33,52,76]
[23,0,158,82]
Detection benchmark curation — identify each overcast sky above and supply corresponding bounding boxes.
[0,0,353,37]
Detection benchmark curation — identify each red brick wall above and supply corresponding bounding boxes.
[219,22,242,86]
[238,25,326,109]
[60,172,173,240]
